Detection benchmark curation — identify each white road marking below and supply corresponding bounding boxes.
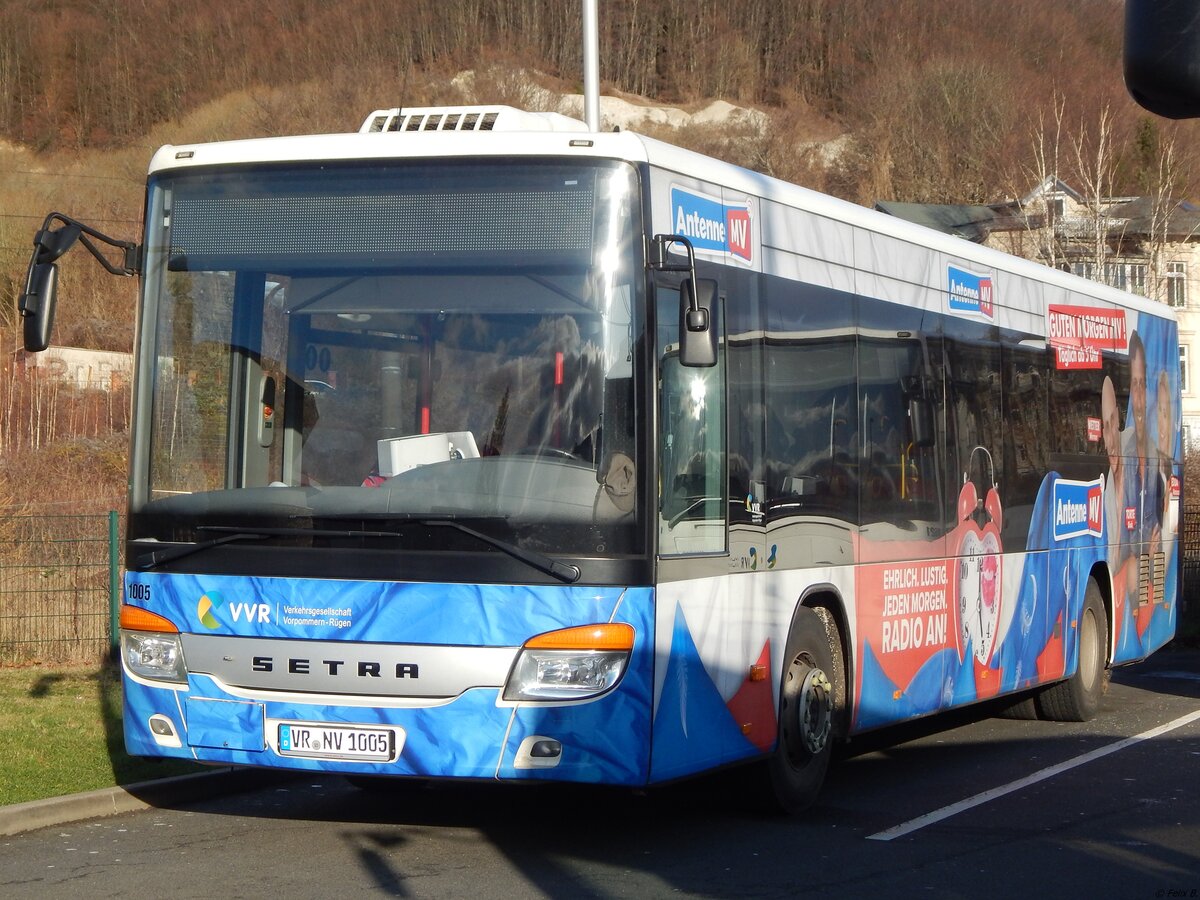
[1136,671,1200,683]
[866,708,1200,841]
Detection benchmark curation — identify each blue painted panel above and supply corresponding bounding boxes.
[185,697,265,751]
[122,576,655,785]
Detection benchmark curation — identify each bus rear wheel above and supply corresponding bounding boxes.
[753,605,842,813]
[1036,579,1108,722]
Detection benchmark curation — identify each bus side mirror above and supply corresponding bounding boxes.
[15,212,140,354]
[680,277,718,367]
[19,262,59,353]
[1125,0,1200,119]
[908,396,935,448]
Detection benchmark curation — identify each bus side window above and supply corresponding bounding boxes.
[1001,339,1050,547]
[656,286,727,555]
[860,339,932,525]
[944,319,1003,531]
[764,338,859,524]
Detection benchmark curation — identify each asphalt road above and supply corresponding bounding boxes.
[2,650,1199,899]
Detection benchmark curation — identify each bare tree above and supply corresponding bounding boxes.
[1143,131,1192,303]
[1022,94,1068,270]
[1070,104,1118,283]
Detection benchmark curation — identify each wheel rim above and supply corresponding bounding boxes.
[1079,605,1098,690]
[795,665,833,756]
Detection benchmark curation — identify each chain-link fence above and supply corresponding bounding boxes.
[1180,505,1200,644]
[0,512,120,665]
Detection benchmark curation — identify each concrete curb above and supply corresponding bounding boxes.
[0,768,293,837]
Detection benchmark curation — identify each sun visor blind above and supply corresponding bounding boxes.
[166,172,597,269]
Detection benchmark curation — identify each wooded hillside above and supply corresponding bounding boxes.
[2,0,1199,513]
[2,0,1198,351]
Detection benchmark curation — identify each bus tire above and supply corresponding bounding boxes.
[995,691,1043,720]
[754,605,842,813]
[1036,580,1108,722]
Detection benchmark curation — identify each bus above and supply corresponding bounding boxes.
[19,104,1181,811]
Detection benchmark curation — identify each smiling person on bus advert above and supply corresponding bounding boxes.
[1102,375,1127,545]
[1155,370,1175,541]
[1123,331,1162,551]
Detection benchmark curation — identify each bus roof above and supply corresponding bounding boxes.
[147,105,1173,323]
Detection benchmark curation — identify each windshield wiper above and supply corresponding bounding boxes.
[415,517,581,584]
[135,524,399,569]
[135,530,272,569]
[141,521,582,584]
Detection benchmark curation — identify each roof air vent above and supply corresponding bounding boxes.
[358,106,588,135]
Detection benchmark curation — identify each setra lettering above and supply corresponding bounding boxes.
[248,656,419,679]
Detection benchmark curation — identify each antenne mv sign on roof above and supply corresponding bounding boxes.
[947,265,995,318]
[670,186,752,263]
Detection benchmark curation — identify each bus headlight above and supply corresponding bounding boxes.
[119,605,186,684]
[503,623,634,701]
[122,631,187,683]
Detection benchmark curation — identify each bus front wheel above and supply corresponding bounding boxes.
[754,605,842,813]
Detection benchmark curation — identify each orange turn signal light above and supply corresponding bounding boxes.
[120,605,179,633]
[523,623,634,651]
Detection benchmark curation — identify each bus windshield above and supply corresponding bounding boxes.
[131,159,644,560]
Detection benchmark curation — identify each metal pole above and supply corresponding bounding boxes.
[582,0,601,131]
[108,509,120,655]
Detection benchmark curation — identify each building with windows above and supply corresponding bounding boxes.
[14,345,132,391]
[877,179,1200,449]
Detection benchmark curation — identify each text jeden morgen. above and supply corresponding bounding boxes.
[878,563,950,653]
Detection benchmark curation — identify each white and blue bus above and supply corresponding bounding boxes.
[20,105,1180,810]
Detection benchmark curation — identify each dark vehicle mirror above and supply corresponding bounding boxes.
[16,212,141,354]
[1125,0,1200,119]
[19,262,59,353]
[908,396,935,448]
[679,278,718,367]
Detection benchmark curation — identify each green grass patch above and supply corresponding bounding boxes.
[0,664,203,806]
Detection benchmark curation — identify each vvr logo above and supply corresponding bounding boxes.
[948,265,994,318]
[197,590,271,629]
[1052,477,1104,541]
[671,187,752,262]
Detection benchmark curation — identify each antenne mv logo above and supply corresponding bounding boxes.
[1051,477,1104,541]
[947,265,995,319]
[670,186,753,263]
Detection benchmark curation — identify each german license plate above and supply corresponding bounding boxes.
[277,722,397,762]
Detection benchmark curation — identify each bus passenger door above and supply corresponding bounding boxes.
[229,271,271,487]
[655,285,727,558]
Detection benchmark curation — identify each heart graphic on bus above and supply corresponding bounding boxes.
[951,448,1004,667]
[956,528,1002,666]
